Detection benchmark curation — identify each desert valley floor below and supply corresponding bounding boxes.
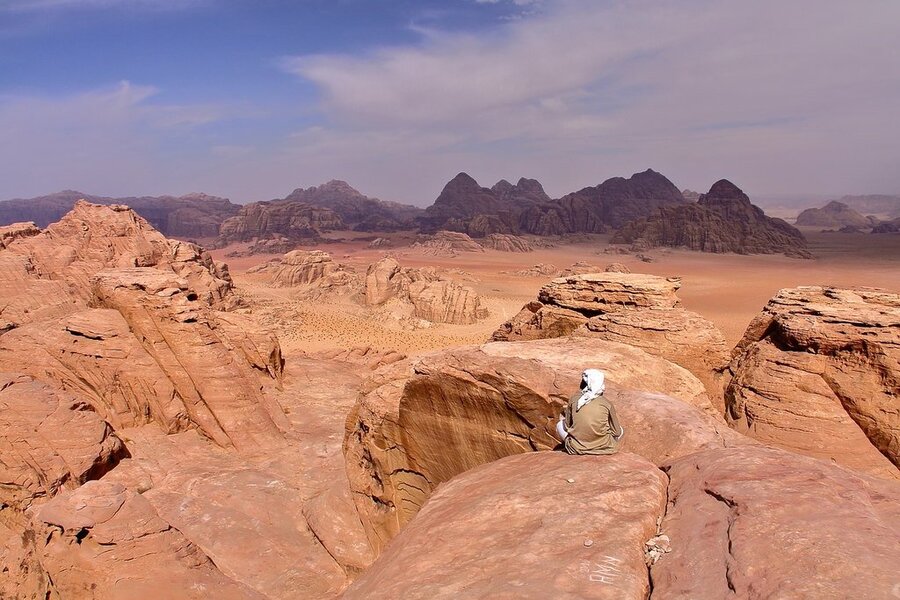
[216,229,900,356]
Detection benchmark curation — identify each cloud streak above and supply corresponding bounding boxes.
[283,0,900,199]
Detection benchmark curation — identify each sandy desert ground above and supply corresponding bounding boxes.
[211,230,900,358]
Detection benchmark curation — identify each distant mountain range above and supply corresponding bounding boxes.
[4,172,895,255]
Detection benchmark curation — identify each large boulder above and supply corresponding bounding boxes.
[481,233,534,252]
[412,230,485,256]
[492,273,730,410]
[726,286,900,480]
[344,337,731,554]
[344,452,668,600]
[652,446,900,598]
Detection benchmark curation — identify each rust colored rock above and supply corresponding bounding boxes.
[0,221,40,249]
[492,273,729,410]
[727,286,900,479]
[796,200,878,230]
[652,446,900,598]
[344,338,726,554]
[344,452,668,600]
[604,262,631,273]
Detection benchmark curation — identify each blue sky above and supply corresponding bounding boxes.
[1,0,899,205]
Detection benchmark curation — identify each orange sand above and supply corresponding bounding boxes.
[211,231,900,358]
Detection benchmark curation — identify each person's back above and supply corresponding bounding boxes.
[556,369,623,455]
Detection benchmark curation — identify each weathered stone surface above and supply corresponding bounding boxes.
[604,262,630,273]
[481,233,534,252]
[311,346,407,371]
[727,286,900,479]
[0,373,127,509]
[652,446,900,599]
[0,221,40,249]
[344,452,668,600]
[493,273,730,410]
[34,480,263,599]
[344,337,725,553]
[614,180,812,258]
[282,180,421,232]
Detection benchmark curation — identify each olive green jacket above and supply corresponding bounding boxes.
[562,392,622,455]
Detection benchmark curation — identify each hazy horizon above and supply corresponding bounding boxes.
[2,0,899,205]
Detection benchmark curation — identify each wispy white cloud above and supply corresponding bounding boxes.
[281,0,900,199]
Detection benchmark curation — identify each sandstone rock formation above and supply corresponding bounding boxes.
[614,180,812,258]
[726,286,900,479]
[344,337,730,553]
[412,230,485,256]
[604,262,631,273]
[652,445,900,598]
[420,169,687,237]
[344,452,668,600]
[282,180,422,232]
[0,221,40,248]
[271,249,357,290]
[795,200,879,229]
[831,194,900,218]
[364,257,488,325]
[0,201,235,332]
[0,190,240,239]
[215,200,344,247]
[481,233,534,252]
[492,273,730,409]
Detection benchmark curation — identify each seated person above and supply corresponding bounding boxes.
[556,369,624,455]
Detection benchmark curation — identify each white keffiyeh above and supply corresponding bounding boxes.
[575,369,606,411]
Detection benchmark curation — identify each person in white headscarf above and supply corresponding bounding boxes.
[556,369,624,455]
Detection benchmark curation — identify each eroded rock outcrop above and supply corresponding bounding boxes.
[492,273,730,409]
[344,452,668,600]
[364,257,488,325]
[282,180,422,232]
[0,201,235,332]
[726,286,900,479]
[614,180,812,258]
[481,233,534,252]
[412,230,485,256]
[215,199,344,247]
[271,249,357,289]
[344,337,730,553]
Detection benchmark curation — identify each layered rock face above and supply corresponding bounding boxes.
[344,452,668,600]
[726,286,900,479]
[492,273,730,409]
[481,233,534,252]
[344,337,730,553]
[0,190,240,239]
[873,217,900,233]
[412,230,485,255]
[364,257,488,324]
[0,221,40,248]
[613,180,812,258]
[270,249,357,290]
[795,200,878,229]
[282,179,422,232]
[215,199,344,246]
